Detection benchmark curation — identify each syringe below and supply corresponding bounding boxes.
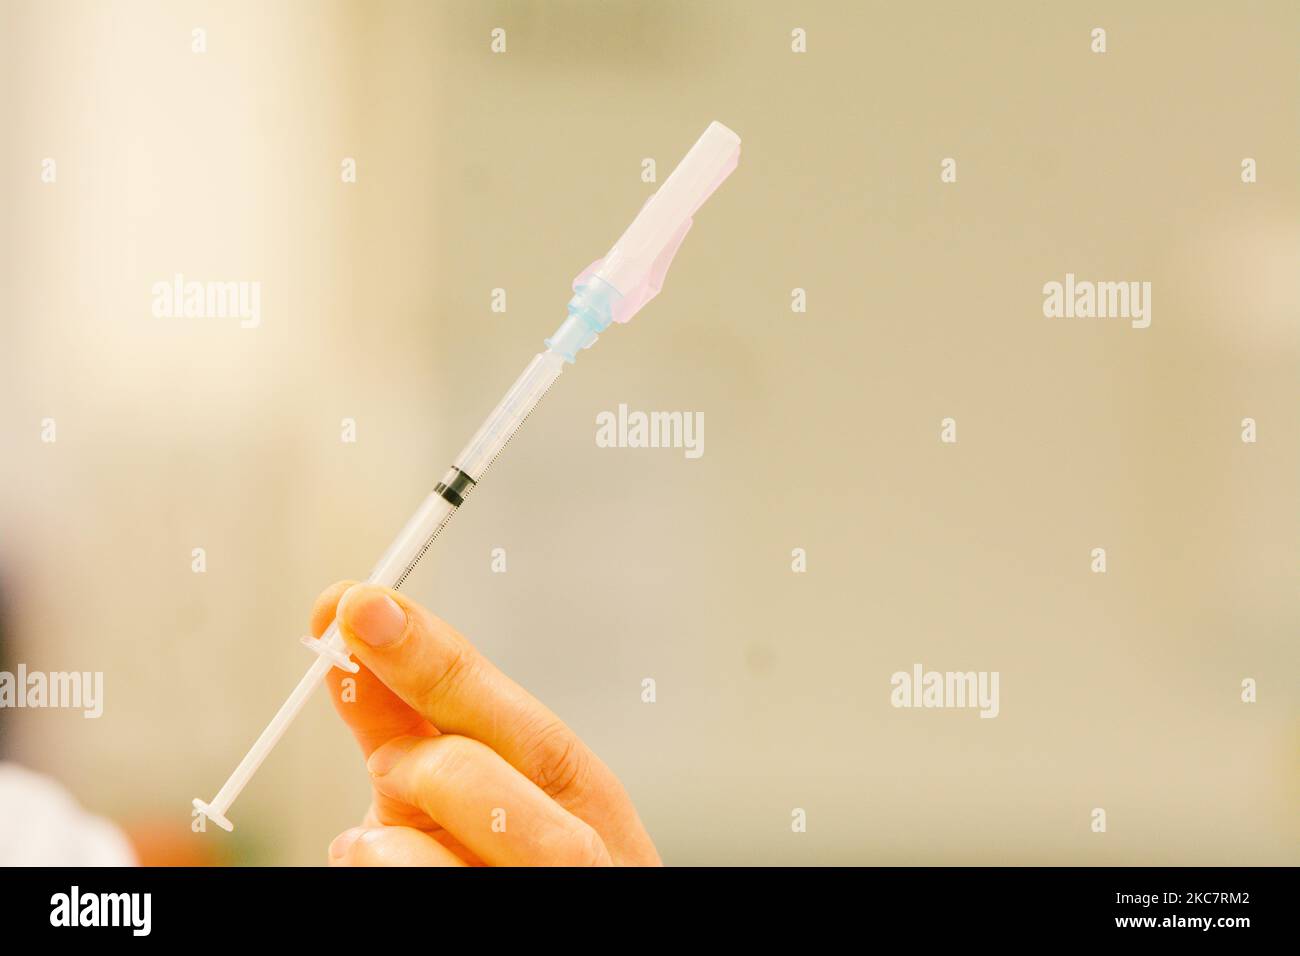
[193,121,741,831]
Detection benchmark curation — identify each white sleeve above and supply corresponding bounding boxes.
[0,762,136,866]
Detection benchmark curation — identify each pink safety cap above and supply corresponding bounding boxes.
[576,121,741,323]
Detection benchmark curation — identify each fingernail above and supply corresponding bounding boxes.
[329,827,366,861]
[367,736,421,777]
[342,587,407,647]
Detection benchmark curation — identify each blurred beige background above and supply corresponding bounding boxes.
[1,0,1296,865]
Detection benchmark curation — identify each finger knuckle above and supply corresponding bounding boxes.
[554,822,608,867]
[419,734,480,782]
[518,719,592,803]
[410,640,476,714]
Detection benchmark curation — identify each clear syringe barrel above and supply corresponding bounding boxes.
[363,347,568,590]
[453,350,566,480]
[363,349,567,592]
[193,348,568,831]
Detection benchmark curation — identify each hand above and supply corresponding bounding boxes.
[311,581,661,866]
